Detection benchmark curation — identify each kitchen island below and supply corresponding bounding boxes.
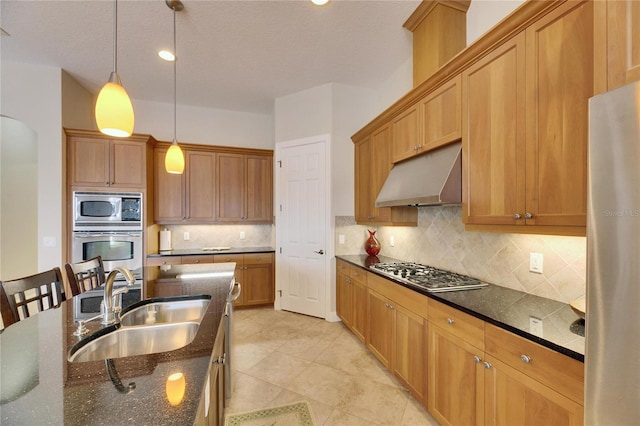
[0,263,235,425]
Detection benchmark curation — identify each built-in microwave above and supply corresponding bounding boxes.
[73,191,142,231]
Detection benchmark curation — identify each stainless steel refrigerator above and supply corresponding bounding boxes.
[586,81,640,425]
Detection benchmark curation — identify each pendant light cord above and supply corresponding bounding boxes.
[173,6,177,143]
[113,0,118,73]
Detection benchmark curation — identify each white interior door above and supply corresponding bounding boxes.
[275,135,328,318]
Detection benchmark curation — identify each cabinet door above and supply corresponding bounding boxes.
[428,323,484,426]
[607,0,640,89]
[214,254,245,306]
[354,138,372,223]
[246,155,273,222]
[351,279,367,343]
[462,33,526,226]
[69,137,111,187]
[370,125,392,223]
[391,104,421,163]
[186,150,216,222]
[484,355,584,426]
[524,1,592,227]
[420,75,462,152]
[366,290,393,368]
[393,304,426,403]
[111,140,145,188]
[154,147,186,223]
[217,153,245,222]
[336,272,353,328]
[242,254,274,306]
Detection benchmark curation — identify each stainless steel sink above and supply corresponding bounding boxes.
[68,295,212,363]
[119,295,211,326]
[68,321,201,362]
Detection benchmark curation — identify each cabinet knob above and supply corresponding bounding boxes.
[520,355,532,364]
[195,260,200,263]
[513,213,522,220]
[473,355,482,363]
[483,362,492,369]
[447,318,455,325]
[524,212,533,219]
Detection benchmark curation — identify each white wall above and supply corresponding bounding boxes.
[274,84,333,143]
[466,0,526,45]
[134,99,274,149]
[1,61,63,273]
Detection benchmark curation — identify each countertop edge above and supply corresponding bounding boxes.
[148,247,275,257]
[336,255,584,363]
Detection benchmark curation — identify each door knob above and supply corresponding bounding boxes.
[314,250,324,255]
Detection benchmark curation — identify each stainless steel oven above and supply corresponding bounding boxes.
[73,282,142,321]
[72,231,143,280]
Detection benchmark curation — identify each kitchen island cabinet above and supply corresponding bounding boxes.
[606,0,640,90]
[0,264,235,425]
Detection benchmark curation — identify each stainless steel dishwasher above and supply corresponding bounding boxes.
[224,281,241,399]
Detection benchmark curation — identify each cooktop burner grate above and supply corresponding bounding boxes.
[369,262,487,292]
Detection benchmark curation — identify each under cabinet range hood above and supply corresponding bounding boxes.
[375,142,462,207]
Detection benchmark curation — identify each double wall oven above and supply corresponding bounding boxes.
[71,191,144,320]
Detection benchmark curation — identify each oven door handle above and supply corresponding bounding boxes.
[227,282,242,303]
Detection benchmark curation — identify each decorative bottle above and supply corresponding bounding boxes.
[365,229,381,256]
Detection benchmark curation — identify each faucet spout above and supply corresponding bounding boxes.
[102,267,136,325]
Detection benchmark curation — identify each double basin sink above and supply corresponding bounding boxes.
[68,295,211,363]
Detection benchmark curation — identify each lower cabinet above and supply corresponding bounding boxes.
[336,260,367,342]
[195,317,226,426]
[214,253,274,307]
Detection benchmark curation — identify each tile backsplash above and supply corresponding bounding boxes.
[335,206,586,304]
[158,224,275,250]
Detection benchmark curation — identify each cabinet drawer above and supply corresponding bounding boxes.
[147,256,181,267]
[336,259,350,275]
[181,255,214,264]
[244,253,274,265]
[349,265,367,285]
[484,323,584,404]
[427,299,484,350]
[214,254,244,264]
[368,273,428,318]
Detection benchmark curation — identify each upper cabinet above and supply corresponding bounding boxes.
[154,144,273,225]
[67,130,153,190]
[217,153,273,223]
[606,0,640,89]
[462,1,594,235]
[355,124,417,226]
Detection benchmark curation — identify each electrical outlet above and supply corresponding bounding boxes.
[240,231,246,240]
[338,234,345,245]
[390,235,395,247]
[529,316,543,337]
[183,232,190,241]
[529,252,543,274]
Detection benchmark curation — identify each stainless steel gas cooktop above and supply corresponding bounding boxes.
[369,262,487,293]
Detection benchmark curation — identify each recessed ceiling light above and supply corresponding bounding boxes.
[159,50,175,61]
[311,0,330,5]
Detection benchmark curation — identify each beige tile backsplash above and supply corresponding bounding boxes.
[335,206,586,303]
[158,224,275,250]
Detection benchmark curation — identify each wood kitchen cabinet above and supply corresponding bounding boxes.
[463,0,595,235]
[606,0,640,90]
[217,153,273,223]
[214,253,274,307]
[427,299,485,425]
[354,125,417,226]
[336,260,367,342]
[392,76,462,163]
[67,130,152,190]
[367,273,427,403]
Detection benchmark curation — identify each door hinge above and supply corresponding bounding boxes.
[279,204,282,212]
[277,290,282,297]
[279,247,282,254]
[277,160,282,168]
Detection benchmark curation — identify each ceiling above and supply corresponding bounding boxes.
[1,0,420,114]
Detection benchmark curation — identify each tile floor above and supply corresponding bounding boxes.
[225,307,440,425]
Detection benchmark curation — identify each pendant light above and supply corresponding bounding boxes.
[164,0,185,174]
[95,0,135,137]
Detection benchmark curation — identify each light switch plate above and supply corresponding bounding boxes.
[43,236,56,247]
[338,234,345,245]
[183,232,190,241]
[390,235,395,247]
[529,316,543,337]
[529,252,543,273]
[240,231,246,240]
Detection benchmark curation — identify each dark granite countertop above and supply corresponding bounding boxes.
[148,246,275,257]
[0,264,235,425]
[337,254,585,362]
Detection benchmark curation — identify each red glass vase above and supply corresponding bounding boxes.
[365,230,381,256]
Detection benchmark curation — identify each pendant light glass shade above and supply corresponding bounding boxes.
[96,72,134,137]
[96,0,134,138]
[165,141,184,174]
[164,0,185,174]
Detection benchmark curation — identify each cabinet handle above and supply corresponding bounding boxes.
[483,361,492,369]
[524,212,533,219]
[473,355,482,363]
[513,213,522,220]
[388,304,395,310]
[520,355,532,364]
[346,278,351,285]
[446,318,455,325]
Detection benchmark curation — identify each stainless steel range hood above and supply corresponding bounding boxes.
[375,142,462,207]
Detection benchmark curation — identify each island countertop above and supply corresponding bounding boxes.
[0,263,235,425]
[148,246,275,257]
